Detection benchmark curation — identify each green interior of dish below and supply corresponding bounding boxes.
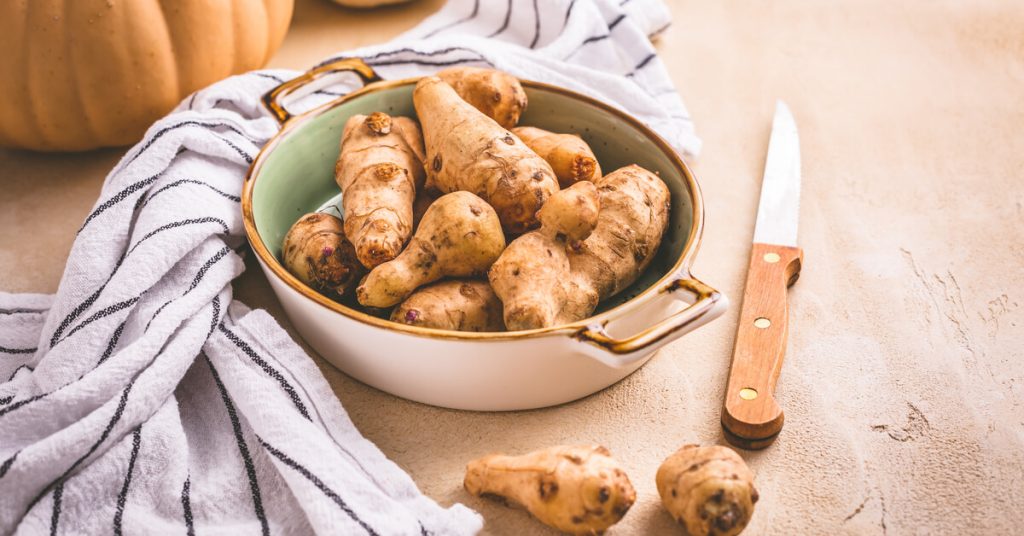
[251,83,695,315]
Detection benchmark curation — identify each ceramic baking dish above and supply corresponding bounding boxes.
[242,58,727,411]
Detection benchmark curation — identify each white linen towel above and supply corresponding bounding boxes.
[0,0,697,534]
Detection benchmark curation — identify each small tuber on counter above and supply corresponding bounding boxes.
[465,445,636,535]
[391,279,504,332]
[356,191,506,308]
[656,445,758,536]
[414,75,559,235]
[335,111,426,269]
[513,126,602,188]
[281,213,365,301]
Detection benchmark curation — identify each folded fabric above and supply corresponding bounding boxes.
[0,0,697,534]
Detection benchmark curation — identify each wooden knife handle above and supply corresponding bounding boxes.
[722,242,803,449]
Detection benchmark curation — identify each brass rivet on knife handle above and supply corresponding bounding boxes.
[722,242,803,450]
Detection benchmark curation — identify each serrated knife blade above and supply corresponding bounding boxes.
[753,101,801,247]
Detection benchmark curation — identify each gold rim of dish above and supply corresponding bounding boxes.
[241,76,706,341]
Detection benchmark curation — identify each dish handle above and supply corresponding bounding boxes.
[261,58,382,124]
[574,275,728,368]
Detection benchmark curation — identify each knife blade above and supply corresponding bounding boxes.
[721,101,804,450]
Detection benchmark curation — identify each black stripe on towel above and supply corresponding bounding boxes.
[207,295,222,339]
[78,174,161,233]
[317,46,490,71]
[0,308,47,315]
[124,120,257,168]
[366,57,491,69]
[216,134,254,164]
[0,395,11,405]
[529,0,541,48]
[5,364,33,382]
[487,0,513,38]
[35,380,134,527]
[649,21,672,39]
[564,15,627,60]
[205,356,270,536]
[55,217,229,347]
[217,325,312,421]
[113,426,143,535]
[97,321,128,366]
[143,246,231,334]
[625,53,658,78]
[49,482,64,536]
[562,0,577,30]
[0,393,47,418]
[359,46,483,64]
[252,72,346,97]
[259,437,379,536]
[140,179,241,209]
[0,346,35,355]
[423,0,480,38]
[186,246,231,294]
[130,218,230,260]
[50,257,125,346]
[56,297,140,348]
[182,477,195,536]
[0,451,18,478]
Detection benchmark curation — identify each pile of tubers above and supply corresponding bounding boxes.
[282,66,671,332]
[464,443,758,535]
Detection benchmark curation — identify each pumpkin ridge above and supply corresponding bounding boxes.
[153,0,182,114]
[19,0,49,148]
[65,0,101,144]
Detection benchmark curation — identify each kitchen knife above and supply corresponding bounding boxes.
[722,101,803,450]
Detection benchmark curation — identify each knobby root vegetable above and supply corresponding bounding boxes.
[656,445,758,536]
[465,445,636,535]
[391,280,505,332]
[512,126,602,188]
[437,66,527,129]
[335,111,426,269]
[414,76,559,235]
[489,182,600,330]
[282,213,366,301]
[567,164,671,315]
[489,165,669,330]
[356,191,506,308]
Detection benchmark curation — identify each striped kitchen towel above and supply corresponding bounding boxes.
[0,0,695,535]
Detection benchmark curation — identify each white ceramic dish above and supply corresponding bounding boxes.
[242,58,727,411]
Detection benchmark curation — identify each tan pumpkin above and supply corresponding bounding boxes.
[0,0,293,151]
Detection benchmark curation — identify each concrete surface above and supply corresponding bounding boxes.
[2,1,1022,534]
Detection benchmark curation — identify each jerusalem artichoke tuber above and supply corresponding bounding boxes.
[414,76,559,235]
[489,165,669,330]
[488,182,600,330]
[465,445,636,535]
[356,191,506,308]
[281,213,366,301]
[391,279,505,332]
[656,445,758,536]
[567,164,671,314]
[437,66,527,129]
[335,111,426,269]
[512,126,602,188]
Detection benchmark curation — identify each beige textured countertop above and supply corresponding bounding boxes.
[2,1,1022,534]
